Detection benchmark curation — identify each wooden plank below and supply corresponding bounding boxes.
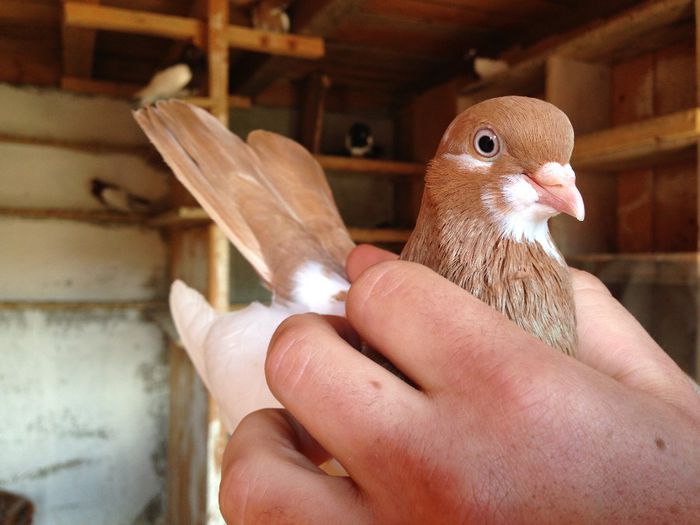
[150,206,412,242]
[348,228,411,243]
[315,155,424,176]
[205,1,230,522]
[556,0,693,62]
[166,227,209,525]
[0,207,146,224]
[460,0,693,98]
[207,0,229,124]
[572,108,700,170]
[0,300,166,310]
[225,24,324,58]
[233,0,363,95]
[299,73,331,153]
[568,251,699,285]
[546,56,614,256]
[0,131,151,156]
[64,2,205,42]
[654,160,697,251]
[0,51,60,86]
[653,41,697,253]
[62,0,99,79]
[183,95,253,109]
[61,75,140,98]
[612,54,655,253]
[0,1,60,24]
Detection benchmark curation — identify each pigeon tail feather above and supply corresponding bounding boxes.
[169,280,219,390]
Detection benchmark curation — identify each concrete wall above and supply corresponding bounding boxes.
[0,84,170,524]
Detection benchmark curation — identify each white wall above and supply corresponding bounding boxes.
[0,85,170,524]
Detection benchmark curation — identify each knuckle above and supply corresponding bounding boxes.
[346,260,415,319]
[570,268,610,296]
[266,314,318,389]
[219,453,263,524]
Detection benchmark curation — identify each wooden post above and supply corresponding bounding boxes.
[299,72,331,153]
[695,0,700,382]
[205,1,230,523]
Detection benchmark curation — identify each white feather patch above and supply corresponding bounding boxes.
[482,176,563,263]
[442,152,491,174]
[291,261,349,316]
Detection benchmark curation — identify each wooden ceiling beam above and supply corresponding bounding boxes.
[63,2,324,57]
[62,0,99,79]
[63,2,205,42]
[232,0,364,96]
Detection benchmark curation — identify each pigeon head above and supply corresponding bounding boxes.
[427,96,584,247]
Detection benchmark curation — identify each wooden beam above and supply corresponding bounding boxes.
[299,73,331,153]
[61,76,140,98]
[63,3,325,59]
[460,0,693,98]
[572,108,700,170]
[62,0,99,79]
[64,2,205,42]
[150,207,412,242]
[0,300,166,310]
[0,131,151,156]
[183,95,253,109]
[315,155,424,176]
[233,0,363,95]
[226,25,324,58]
[207,0,229,124]
[0,207,147,224]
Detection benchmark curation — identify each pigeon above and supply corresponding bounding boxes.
[134,44,206,107]
[134,96,584,431]
[251,0,291,33]
[89,178,153,214]
[345,122,374,158]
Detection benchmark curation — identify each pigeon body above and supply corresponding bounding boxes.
[134,97,583,431]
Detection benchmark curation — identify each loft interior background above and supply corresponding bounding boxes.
[1,1,698,524]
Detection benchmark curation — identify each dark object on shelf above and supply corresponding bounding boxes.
[345,122,374,158]
[0,490,34,525]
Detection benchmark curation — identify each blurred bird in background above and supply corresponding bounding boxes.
[90,178,154,215]
[345,122,374,158]
[134,44,206,107]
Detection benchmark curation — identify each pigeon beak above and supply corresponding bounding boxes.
[527,163,585,221]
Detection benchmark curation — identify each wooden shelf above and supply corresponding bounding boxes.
[0,207,146,224]
[568,252,698,285]
[0,300,167,310]
[572,108,700,170]
[151,206,412,243]
[314,155,424,176]
[460,0,693,102]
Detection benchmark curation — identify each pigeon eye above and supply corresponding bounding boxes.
[474,128,500,158]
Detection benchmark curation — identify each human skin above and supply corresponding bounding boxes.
[219,245,700,524]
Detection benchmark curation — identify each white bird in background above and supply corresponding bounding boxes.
[134,45,206,107]
[134,97,585,433]
[252,0,291,33]
[90,178,153,214]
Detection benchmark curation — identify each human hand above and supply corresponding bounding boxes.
[220,245,700,524]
